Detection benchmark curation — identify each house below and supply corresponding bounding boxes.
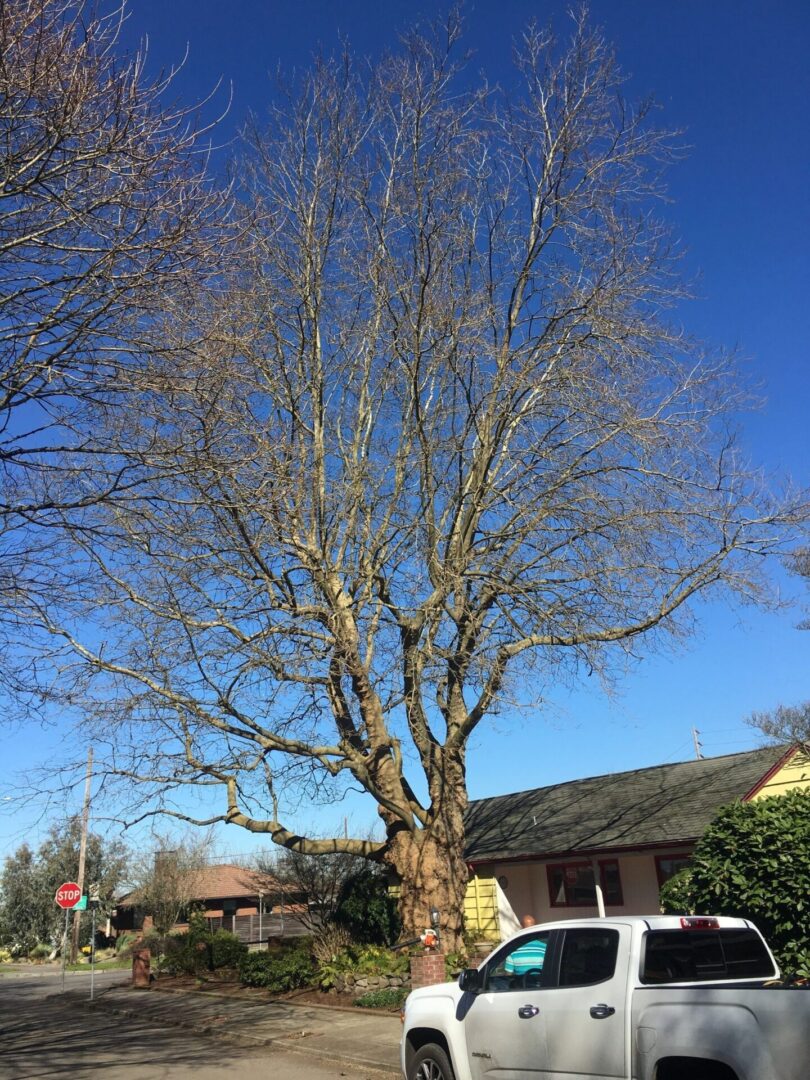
[462,744,810,941]
[114,862,309,942]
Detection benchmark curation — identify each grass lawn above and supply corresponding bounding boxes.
[65,957,132,972]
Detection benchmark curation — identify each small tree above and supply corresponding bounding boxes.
[127,832,213,940]
[660,789,810,976]
[256,846,366,932]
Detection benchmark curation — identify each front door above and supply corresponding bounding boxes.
[465,929,553,1080]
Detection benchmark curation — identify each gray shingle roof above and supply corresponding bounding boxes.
[464,746,788,863]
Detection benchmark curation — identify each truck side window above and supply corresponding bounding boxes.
[558,928,619,987]
[483,932,551,993]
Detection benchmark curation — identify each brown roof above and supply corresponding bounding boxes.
[185,864,279,901]
[119,863,281,906]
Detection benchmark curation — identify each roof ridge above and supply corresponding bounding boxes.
[467,743,783,807]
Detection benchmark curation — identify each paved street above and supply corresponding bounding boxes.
[0,970,391,1079]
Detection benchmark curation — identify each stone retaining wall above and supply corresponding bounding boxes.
[330,972,410,994]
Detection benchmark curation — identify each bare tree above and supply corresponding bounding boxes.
[0,0,228,699]
[748,549,810,753]
[256,844,367,932]
[125,832,213,939]
[30,14,806,947]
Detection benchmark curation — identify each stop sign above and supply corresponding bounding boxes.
[55,881,82,909]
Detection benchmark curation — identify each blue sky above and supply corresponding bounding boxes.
[2,0,808,861]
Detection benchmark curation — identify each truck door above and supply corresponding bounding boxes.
[541,924,629,1080]
[465,929,553,1080]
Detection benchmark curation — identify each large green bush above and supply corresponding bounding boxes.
[334,869,401,945]
[659,788,810,976]
[209,930,248,970]
[239,940,315,991]
[161,924,247,976]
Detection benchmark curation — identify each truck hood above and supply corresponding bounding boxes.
[406,979,465,1006]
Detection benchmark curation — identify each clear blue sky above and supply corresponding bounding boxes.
[2,0,808,861]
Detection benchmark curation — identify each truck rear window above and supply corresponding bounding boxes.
[641,929,776,983]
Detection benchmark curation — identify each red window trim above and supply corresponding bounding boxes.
[546,859,623,908]
[654,853,692,889]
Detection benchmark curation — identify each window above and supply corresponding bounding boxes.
[655,854,692,887]
[641,929,776,984]
[558,928,619,987]
[547,860,623,907]
[483,931,551,993]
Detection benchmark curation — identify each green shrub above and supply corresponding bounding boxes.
[158,923,247,975]
[186,909,208,938]
[28,942,51,960]
[334,869,401,945]
[315,941,409,989]
[349,944,408,975]
[115,931,139,956]
[239,940,315,991]
[160,933,199,975]
[0,947,12,963]
[658,866,694,913]
[444,950,469,979]
[354,986,408,1009]
[659,788,810,977]
[209,930,248,970]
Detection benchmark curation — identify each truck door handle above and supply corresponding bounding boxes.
[518,1005,540,1019]
[589,1004,615,1019]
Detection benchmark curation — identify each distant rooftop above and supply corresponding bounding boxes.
[119,862,280,906]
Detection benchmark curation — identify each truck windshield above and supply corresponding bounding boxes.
[641,929,776,983]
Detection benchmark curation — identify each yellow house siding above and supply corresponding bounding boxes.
[748,749,810,801]
[463,871,500,940]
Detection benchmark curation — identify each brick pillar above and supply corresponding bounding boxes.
[410,952,446,989]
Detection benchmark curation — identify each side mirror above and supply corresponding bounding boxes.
[458,968,481,993]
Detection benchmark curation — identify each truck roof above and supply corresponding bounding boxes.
[511,914,754,935]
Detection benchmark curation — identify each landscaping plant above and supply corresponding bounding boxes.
[239,939,315,991]
[354,987,409,1010]
[660,788,810,977]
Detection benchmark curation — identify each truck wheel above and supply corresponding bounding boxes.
[409,1043,456,1080]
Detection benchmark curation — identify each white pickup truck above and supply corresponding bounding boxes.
[401,915,809,1080]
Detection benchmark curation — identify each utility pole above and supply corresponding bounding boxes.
[692,728,704,760]
[70,747,93,963]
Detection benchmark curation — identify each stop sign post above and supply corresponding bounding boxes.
[56,881,83,994]
[55,882,82,909]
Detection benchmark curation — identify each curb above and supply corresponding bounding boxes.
[151,982,401,1017]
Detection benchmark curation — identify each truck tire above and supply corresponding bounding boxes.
[409,1042,456,1080]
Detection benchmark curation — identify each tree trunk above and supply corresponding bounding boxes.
[384,791,470,955]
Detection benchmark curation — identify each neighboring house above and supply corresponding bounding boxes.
[462,744,810,942]
[114,863,309,943]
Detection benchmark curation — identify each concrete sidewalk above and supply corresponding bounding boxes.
[64,982,402,1075]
